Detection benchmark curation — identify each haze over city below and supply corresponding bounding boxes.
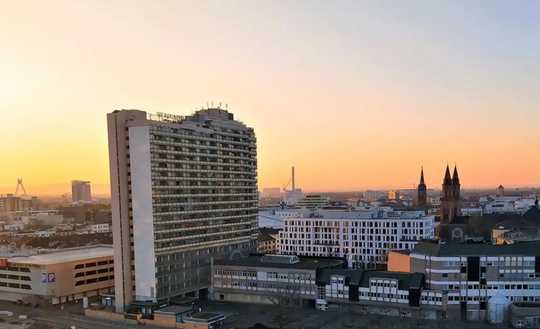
[4,2,540,329]
[2,0,540,196]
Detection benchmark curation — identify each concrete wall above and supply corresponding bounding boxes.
[129,125,157,301]
[213,291,276,305]
[85,308,127,322]
[108,110,147,312]
[344,303,443,321]
[387,251,411,272]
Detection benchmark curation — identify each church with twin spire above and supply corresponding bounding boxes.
[416,165,461,223]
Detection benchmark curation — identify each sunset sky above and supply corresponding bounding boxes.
[1,1,539,196]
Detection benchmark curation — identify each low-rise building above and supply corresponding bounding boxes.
[148,305,225,329]
[493,228,540,245]
[212,254,446,319]
[0,245,114,304]
[212,254,345,305]
[480,196,537,215]
[257,227,280,254]
[316,268,443,313]
[510,303,540,328]
[409,241,540,321]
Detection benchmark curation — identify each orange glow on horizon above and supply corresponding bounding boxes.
[1,1,539,196]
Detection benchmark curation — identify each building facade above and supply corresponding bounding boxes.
[0,194,39,213]
[212,254,445,319]
[279,209,435,269]
[107,108,258,312]
[410,241,540,321]
[72,180,92,203]
[316,269,443,312]
[212,254,345,304]
[0,245,114,304]
[296,195,330,209]
[257,228,280,254]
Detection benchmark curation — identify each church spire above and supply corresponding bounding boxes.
[417,166,427,207]
[443,165,452,185]
[452,166,460,185]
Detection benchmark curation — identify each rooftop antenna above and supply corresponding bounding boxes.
[15,178,27,196]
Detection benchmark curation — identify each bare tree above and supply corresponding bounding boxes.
[268,275,304,329]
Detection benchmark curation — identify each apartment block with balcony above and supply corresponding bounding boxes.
[107,108,258,313]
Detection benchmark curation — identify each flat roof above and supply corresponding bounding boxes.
[413,241,540,257]
[215,254,345,270]
[280,209,432,220]
[8,245,113,265]
[155,305,193,315]
[189,312,224,321]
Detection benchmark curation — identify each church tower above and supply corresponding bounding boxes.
[417,167,427,207]
[440,165,461,223]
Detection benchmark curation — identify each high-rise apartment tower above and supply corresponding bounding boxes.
[71,180,92,203]
[107,108,258,312]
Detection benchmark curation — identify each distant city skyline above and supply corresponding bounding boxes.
[0,178,538,197]
[2,1,540,193]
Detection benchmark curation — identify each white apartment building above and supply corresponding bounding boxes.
[480,196,537,215]
[279,209,435,268]
[107,108,258,312]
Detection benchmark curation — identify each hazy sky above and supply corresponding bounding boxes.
[1,0,539,195]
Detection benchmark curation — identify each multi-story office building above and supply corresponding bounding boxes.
[212,254,444,318]
[212,254,345,304]
[316,268,443,312]
[409,241,540,321]
[279,209,435,268]
[0,245,114,304]
[71,180,92,203]
[107,108,258,312]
